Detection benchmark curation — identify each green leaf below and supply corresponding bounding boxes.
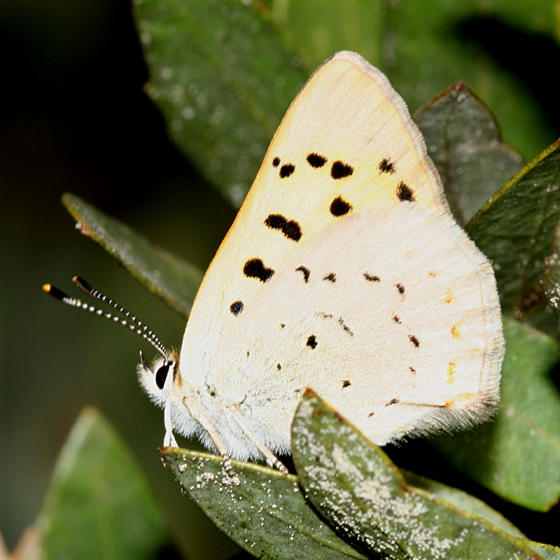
[62,193,201,317]
[133,0,308,205]
[160,447,365,560]
[38,408,172,560]
[414,83,523,225]
[292,390,543,560]
[434,316,560,511]
[467,140,560,316]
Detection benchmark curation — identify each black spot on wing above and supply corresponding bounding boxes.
[396,283,405,295]
[379,158,396,174]
[307,153,327,168]
[306,335,318,349]
[243,258,274,282]
[342,380,351,388]
[397,181,415,201]
[409,366,416,374]
[330,196,352,216]
[386,398,399,406]
[276,363,282,370]
[229,301,243,315]
[392,315,401,324]
[316,312,354,337]
[280,163,295,178]
[272,156,280,167]
[264,214,302,241]
[323,272,336,282]
[295,266,310,283]
[408,335,420,348]
[364,272,380,282]
[331,160,354,179]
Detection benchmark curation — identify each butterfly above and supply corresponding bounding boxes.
[45,51,504,473]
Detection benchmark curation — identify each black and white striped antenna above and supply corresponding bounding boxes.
[42,276,169,360]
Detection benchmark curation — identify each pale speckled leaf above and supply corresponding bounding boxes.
[133,0,307,205]
[292,390,541,560]
[160,447,365,560]
[38,408,172,560]
[467,140,560,316]
[62,193,201,317]
[433,316,560,512]
[529,542,560,560]
[401,470,525,539]
[414,83,523,225]
[541,220,560,313]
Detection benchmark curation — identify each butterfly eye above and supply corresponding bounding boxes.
[155,363,171,390]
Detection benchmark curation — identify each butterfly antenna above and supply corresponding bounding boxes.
[42,277,169,359]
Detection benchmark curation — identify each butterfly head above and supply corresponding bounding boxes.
[137,349,179,408]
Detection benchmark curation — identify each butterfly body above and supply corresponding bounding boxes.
[138,51,504,467]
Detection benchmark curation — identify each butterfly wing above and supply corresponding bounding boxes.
[212,204,502,450]
[177,51,503,457]
[180,51,453,383]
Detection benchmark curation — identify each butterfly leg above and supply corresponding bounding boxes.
[228,407,288,474]
[163,398,178,447]
[181,396,236,476]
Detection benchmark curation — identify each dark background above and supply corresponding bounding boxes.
[1,0,237,557]
[2,1,560,558]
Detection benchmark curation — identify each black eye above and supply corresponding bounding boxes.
[155,363,170,389]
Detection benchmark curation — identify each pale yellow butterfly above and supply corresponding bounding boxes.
[47,51,504,472]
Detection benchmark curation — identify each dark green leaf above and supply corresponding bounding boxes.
[414,83,523,225]
[467,140,560,316]
[292,390,542,559]
[38,408,172,560]
[133,0,307,205]
[160,447,365,560]
[63,193,201,317]
[434,316,560,511]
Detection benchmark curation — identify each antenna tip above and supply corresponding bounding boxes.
[42,283,68,300]
[73,276,92,292]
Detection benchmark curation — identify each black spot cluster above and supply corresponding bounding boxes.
[307,153,327,168]
[264,213,302,241]
[306,335,318,349]
[364,272,380,282]
[408,335,420,348]
[295,265,310,283]
[397,181,414,201]
[378,157,417,202]
[243,258,274,282]
[229,300,244,315]
[331,160,353,179]
[330,196,352,216]
[379,158,396,174]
